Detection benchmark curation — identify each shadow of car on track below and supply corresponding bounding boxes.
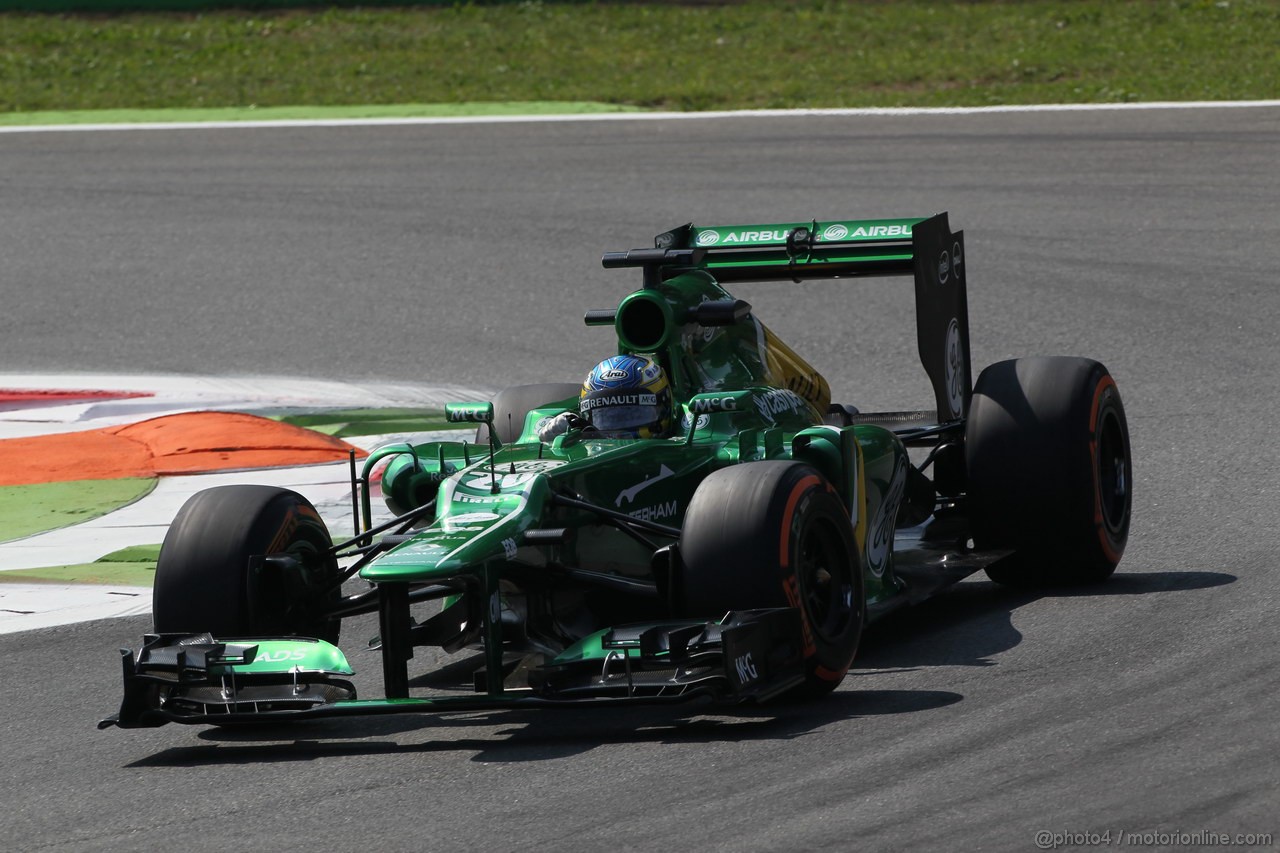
[121,570,1231,768]
[125,688,964,768]
[857,569,1235,672]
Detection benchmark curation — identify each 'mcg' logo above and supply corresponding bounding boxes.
[446,403,493,423]
[734,653,759,684]
[690,396,738,414]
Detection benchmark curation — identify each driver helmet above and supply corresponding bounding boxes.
[580,354,673,439]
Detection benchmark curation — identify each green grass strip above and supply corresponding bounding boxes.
[0,544,160,587]
[0,478,156,542]
[5,0,478,11]
[2,2,1277,116]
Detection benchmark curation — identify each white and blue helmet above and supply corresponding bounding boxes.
[580,354,674,439]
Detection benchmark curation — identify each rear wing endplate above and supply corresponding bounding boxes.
[649,212,971,423]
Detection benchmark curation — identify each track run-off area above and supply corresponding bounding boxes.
[0,103,1277,851]
[0,374,480,632]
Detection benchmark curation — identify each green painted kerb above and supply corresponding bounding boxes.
[272,407,466,439]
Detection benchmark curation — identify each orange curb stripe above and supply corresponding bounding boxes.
[0,411,365,487]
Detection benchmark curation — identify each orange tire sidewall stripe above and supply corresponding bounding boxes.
[779,473,822,658]
[813,663,846,682]
[778,474,822,569]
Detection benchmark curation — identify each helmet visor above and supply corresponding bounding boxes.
[591,405,662,433]
[581,391,662,437]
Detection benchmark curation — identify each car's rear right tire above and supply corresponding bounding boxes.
[966,357,1132,586]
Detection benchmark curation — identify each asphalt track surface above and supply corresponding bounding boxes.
[2,106,1279,851]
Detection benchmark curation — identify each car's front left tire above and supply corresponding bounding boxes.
[153,485,339,642]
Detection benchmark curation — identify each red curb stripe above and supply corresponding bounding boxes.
[0,388,153,412]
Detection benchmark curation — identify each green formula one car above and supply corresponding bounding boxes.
[102,212,1132,729]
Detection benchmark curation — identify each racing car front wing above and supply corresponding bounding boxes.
[100,609,806,728]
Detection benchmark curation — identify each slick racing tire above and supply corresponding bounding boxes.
[153,485,340,642]
[680,461,864,697]
[966,357,1132,586]
[477,382,582,444]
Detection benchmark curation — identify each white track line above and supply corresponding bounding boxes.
[3,100,1278,134]
[0,584,151,634]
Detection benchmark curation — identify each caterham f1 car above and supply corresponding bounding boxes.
[102,212,1132,729]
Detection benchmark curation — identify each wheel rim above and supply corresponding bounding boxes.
[1096,407,1130,535]
[797,516,854,640]
[249,510,336,636]
[287,534,338,630]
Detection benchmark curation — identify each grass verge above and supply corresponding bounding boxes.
[0,544,160,586]
[2,1,1277,116]
[0,478,156,542]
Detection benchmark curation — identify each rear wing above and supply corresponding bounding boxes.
[648,212,971,423]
